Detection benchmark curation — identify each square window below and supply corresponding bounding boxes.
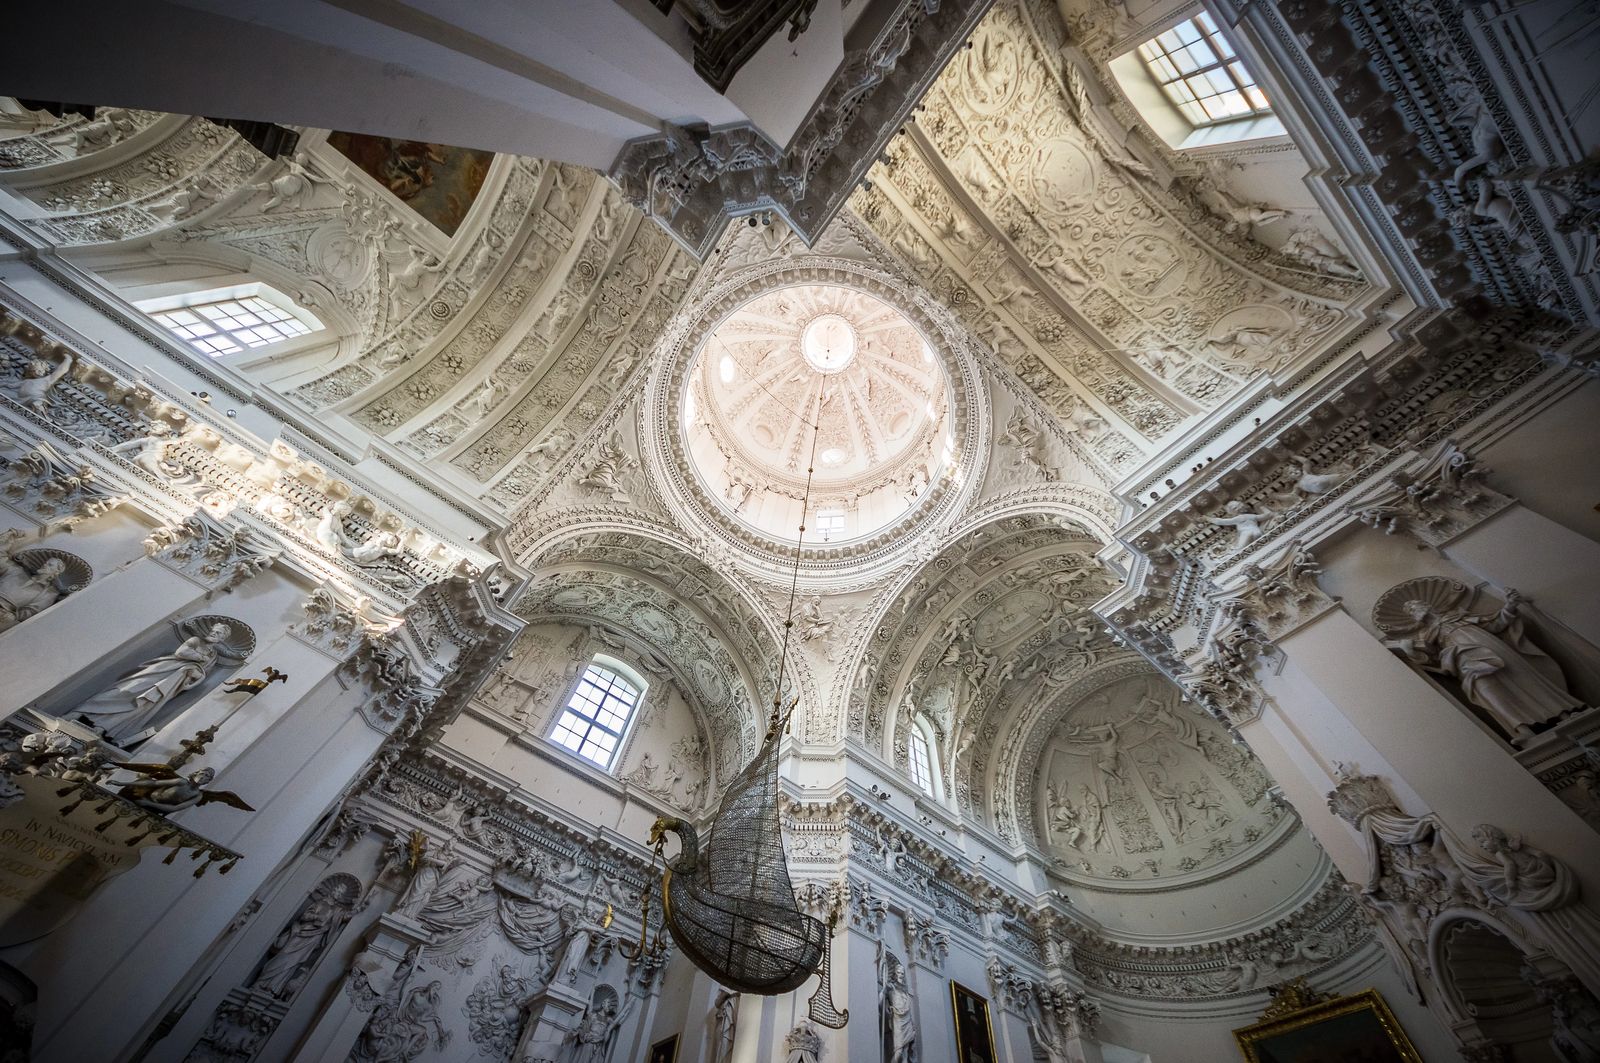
[1138,16,1273,129]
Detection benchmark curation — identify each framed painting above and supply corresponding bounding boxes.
[324,131,493,236]
[950,981,997,1063]
[647,1033,678,1063]
[1233,985,1422,1063]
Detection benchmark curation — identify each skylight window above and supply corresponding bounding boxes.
[1137,13,1271,127]
[149,295,313,357]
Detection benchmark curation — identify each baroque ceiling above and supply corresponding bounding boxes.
[0,0,1387,948]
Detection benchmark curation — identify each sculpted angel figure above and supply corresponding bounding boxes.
[724,474,753,514]
[14,350,72,412]
[1000,412,1053,477]
[0,551,69,633]
[1276,455,1363,498]
[1050,796,1085,850]
[529,430,573,458]
[393,836,461,920]
[75,622,240,745]
[1079,786,1109,851]
[115,765,253,815]
[1383,590,1581,744]
[1463,824,1568,909]
[257,153,330,212]
[386,250,444,318]
[109,420,186,480]
[1204,174,1291,236]
[1207,499,1272,552]
[1184,779,1231,831]
[579,435,636,500]
[347,528,404,566]
[902,463,930,502]
[797,595,832,642]
[1282,228,1361,278]
[70,108,135,153]
[1208,326,1276,368]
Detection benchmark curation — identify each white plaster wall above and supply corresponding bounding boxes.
[1065,829,1327,943]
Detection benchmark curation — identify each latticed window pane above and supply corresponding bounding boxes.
[815,509,846,540]
[550,663,642,770]
[908,725,934,795]
[1137,12,1272,128]
[150,295,312,357]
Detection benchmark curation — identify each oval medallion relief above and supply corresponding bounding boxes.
[1027,138,1095,213]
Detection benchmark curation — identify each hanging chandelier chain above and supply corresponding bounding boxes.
[771,421,820,733]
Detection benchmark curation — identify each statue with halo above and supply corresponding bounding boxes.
[1374,577,1585,744]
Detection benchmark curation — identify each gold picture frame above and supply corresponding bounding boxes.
[1233,984,1422,1062]
[646,1033,678,1063]
[950,981,997,1063]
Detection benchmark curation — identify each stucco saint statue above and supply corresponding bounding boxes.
[0,550,72,632]
[251,877,357,998]
[553,903,611,984]
[394,835,461,920]
[1378,582,1582,744]
[75,621,241,745]
[879,946,916,1063]
[561,984,632,1063]
[712,989,738,1063]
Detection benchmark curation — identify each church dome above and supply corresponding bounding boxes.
[683,282,953,545]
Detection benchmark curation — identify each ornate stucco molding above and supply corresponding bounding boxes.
[630,256,991,592]
[1095,305,1553,713]
[1346,439,1513,546]
[611,0,995,259]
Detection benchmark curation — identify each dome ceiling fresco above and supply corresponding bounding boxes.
[686,283,952,542]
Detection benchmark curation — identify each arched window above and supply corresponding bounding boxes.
[548,655,646,771]
[137,283,322,357]
[908,717,939,798]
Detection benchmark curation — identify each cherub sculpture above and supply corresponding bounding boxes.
[1207,499,1273,552]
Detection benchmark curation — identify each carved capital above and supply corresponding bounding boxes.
[985,955,1033,1015]
[903,910,949,971]
[1221,541,1338,641]
[610,0,987,258]
[1347,440,1512,546]
[1,441,127,533]
[848,879,888,934]
[144,510,279,594]
[291,585,373,659]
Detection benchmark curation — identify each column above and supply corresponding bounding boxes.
[24,662,390,1063]
[1443,504,1600,648]
[292,912,432,1063]
[1264,606,1600,896]
[0,555,210,720]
